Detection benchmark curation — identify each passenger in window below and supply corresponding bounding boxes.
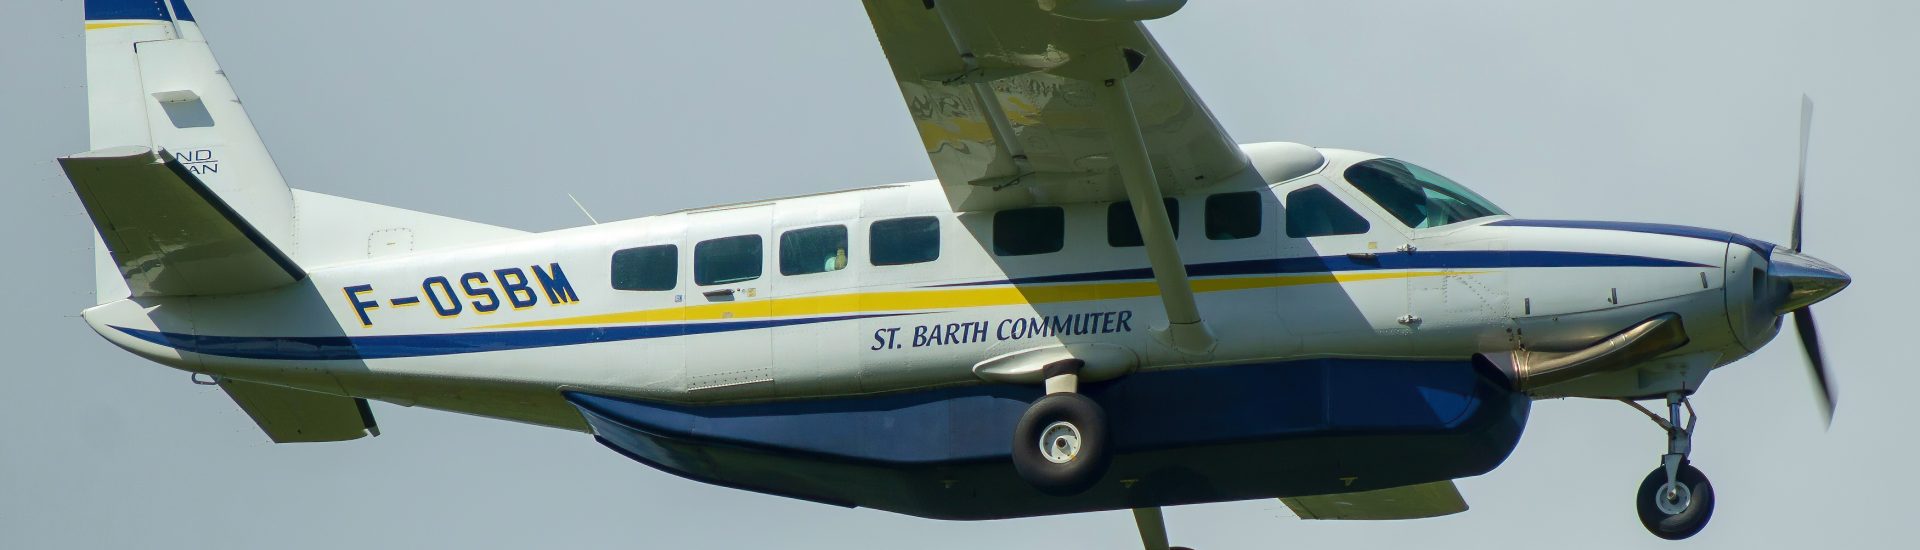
[780,225,848,276]
[824,247,847,272]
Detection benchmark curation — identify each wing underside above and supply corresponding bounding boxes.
[860,0,1249,211]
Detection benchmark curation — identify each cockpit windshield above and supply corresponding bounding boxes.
[1343,159,1506,228]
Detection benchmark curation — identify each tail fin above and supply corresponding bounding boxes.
[84,0,294,301]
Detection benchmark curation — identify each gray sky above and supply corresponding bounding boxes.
[3,0,1914,548]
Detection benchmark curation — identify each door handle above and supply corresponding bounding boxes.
[702,289,735,301]
[1346,252,1379,262]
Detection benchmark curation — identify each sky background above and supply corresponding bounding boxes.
[3,0,1914,548]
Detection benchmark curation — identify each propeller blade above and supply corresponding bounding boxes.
[1792,95,1813,252]
[1792,307,1836,426]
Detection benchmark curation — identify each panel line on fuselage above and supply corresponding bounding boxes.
[111,250,1705,361]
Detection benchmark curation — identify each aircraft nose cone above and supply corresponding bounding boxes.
[1769,247,1851,314]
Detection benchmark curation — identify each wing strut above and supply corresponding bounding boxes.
[1093,50,1215,355]
[1132,507,1173,550]
[926,2,1035,181]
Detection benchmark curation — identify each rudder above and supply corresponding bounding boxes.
[84,0,294,301]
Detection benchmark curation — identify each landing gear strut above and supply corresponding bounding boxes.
[1012,359,1112,495]
[1625,393,1715,540]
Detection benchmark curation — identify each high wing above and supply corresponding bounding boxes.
[861,1,1250,353]
[1280,481,1470,521]
[859,0,1249,212]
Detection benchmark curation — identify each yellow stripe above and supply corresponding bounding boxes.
[85,21,162,30]
[473,271,1459,330]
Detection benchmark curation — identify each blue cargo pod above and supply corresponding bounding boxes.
[567,358,1529,520]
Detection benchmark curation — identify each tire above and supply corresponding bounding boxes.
[1636,462,1715,540]
[1011,393,1111,496]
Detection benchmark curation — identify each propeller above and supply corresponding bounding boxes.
[1786,95,1837,426]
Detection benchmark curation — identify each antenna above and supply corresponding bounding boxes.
[567,193,600,225]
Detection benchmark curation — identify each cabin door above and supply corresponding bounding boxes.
[1274,175,1415,355]
[681,204,775,399]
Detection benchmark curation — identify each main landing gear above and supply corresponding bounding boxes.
[1625,393,1715,540]
[1014,362,1191,550]
[1012,359,1113,496]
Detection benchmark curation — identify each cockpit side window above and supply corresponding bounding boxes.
[1344,159,1505,228]
[1284,185,1370,237]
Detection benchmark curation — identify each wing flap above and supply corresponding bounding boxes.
[59,146,304,297]
[219,379,378,443]
[1281,481,1470,520]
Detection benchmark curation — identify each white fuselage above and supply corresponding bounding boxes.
[81,147,1771,430]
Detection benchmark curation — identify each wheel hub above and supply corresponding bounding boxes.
[1038,421,1082,464]
[1655,481,1692,515]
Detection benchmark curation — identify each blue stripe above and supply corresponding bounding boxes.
[937,250,1707,287]
[168,0,195,22]
[113,249,1704,360]
[112,313,914,360]
[1489,219,1775,256]
[86,0,170,21]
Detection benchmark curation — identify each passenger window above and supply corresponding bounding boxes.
[1107,198,1179,247]
[993,207,1065,256]
[1285,185,1371,237]
[1205,191,1262,240]
[694,235,762,286]
[780,225,849,276]
[610,244,677,291]
[870,216,940,266]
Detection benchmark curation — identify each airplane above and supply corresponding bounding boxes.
[61,0,1852,547]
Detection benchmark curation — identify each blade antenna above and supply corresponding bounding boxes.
[568,193,600,225]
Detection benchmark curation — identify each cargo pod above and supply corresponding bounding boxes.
[566,358,1529,520]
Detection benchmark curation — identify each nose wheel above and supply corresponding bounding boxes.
[1624,393,1715,540]
[1637,462,1714,540]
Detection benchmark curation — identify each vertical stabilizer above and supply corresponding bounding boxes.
[84,0,294,302]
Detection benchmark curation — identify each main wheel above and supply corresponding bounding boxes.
[1636,462,1715,540]
[1011,393,1111,496]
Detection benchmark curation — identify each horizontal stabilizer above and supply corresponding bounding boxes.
[1281,480,1468,520]
[60,146,304,297]
[219,378,378,443]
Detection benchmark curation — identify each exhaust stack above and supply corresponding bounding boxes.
[1477,314,1690,393]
